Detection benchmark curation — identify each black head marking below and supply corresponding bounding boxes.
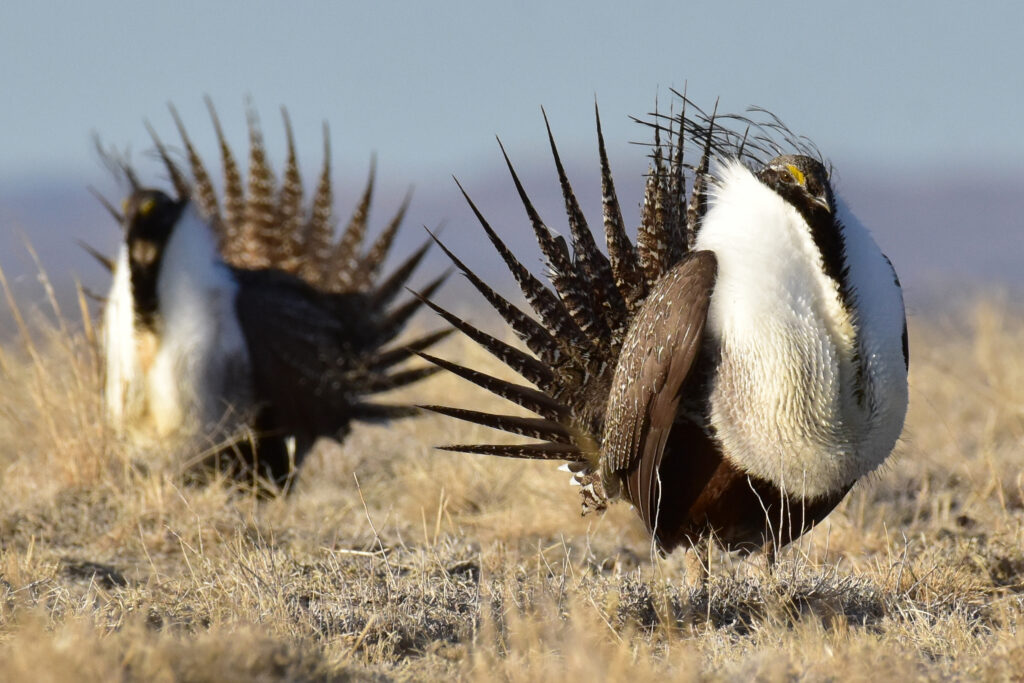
[757,154,848,296]
[123,189,186,329]
[758,154,834,218]
[760,155,875,403]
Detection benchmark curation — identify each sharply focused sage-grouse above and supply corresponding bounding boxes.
[419,98,908,553]
[100,102,447,490]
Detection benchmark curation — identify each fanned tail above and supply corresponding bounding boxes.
[206,96,246,252]
[162,98,437,315]
[99,100,447,458]
[324,159,375,290]
[421,98,729,513]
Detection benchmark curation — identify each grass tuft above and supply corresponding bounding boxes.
[2,263,1023,679]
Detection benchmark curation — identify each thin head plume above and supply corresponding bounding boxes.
[77,240,114,272]
[732,105,827,167]
[144,119,190,201]
[205,95,245,245]
[735,125,751,161]
[685,97,718,244]
[665,90,829,172]
[168,102,220,222]
[88,186,123,225]
[638,96,710,160]
[93,133,140,191]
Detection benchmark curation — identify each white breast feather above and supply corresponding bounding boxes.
[149,206,250,437]
[102,245,140,430]
[103,205,252,440]
[693,161,908,499]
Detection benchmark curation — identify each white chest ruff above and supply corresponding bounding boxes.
[102,246,140,430]
[694,162,908,499]
[103,206,253,441]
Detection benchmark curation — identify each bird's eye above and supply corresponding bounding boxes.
[139,198,157,217]
[785,164,806,187]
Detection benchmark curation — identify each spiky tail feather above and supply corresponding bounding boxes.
[150,102,416,291]
[99,102,449,482]
[154,100,448,391]
[420,100,715,513]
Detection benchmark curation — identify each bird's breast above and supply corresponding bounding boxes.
[693,162,907,500]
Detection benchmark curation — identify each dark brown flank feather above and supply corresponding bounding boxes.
[420,98,864,553]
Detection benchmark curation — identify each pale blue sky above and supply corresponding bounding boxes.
[2,0,1023,185]
[1,0,1022,315]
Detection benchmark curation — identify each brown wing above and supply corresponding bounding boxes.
[600,251,717,534]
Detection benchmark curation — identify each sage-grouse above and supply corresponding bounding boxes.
[419,98,908,553]
[100,101,448,490]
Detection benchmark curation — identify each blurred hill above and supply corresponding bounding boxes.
[2,157,1022,337]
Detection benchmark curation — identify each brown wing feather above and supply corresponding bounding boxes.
[600,251,717,533]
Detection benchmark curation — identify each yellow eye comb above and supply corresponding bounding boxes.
[785,164,806,187]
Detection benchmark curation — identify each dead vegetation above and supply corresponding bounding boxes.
[1,265,1023,681]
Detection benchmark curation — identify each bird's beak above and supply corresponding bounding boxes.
[813,196,832,214]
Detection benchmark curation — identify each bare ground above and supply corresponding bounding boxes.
[1,279,1023,681]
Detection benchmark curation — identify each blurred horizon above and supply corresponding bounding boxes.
[2,1,1022,331]
[4,2,1024,177]
[2,140,1021,338]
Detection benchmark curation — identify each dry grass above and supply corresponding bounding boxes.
[1,267,1023,681]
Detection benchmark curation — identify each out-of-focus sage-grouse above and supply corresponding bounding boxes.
[99,101,448,490]
[419,98,908,553]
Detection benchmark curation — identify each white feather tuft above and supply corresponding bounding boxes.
[694,161,908,499]
[103,204,253,443]
[148,205,251,436]
[102,245,140,430]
